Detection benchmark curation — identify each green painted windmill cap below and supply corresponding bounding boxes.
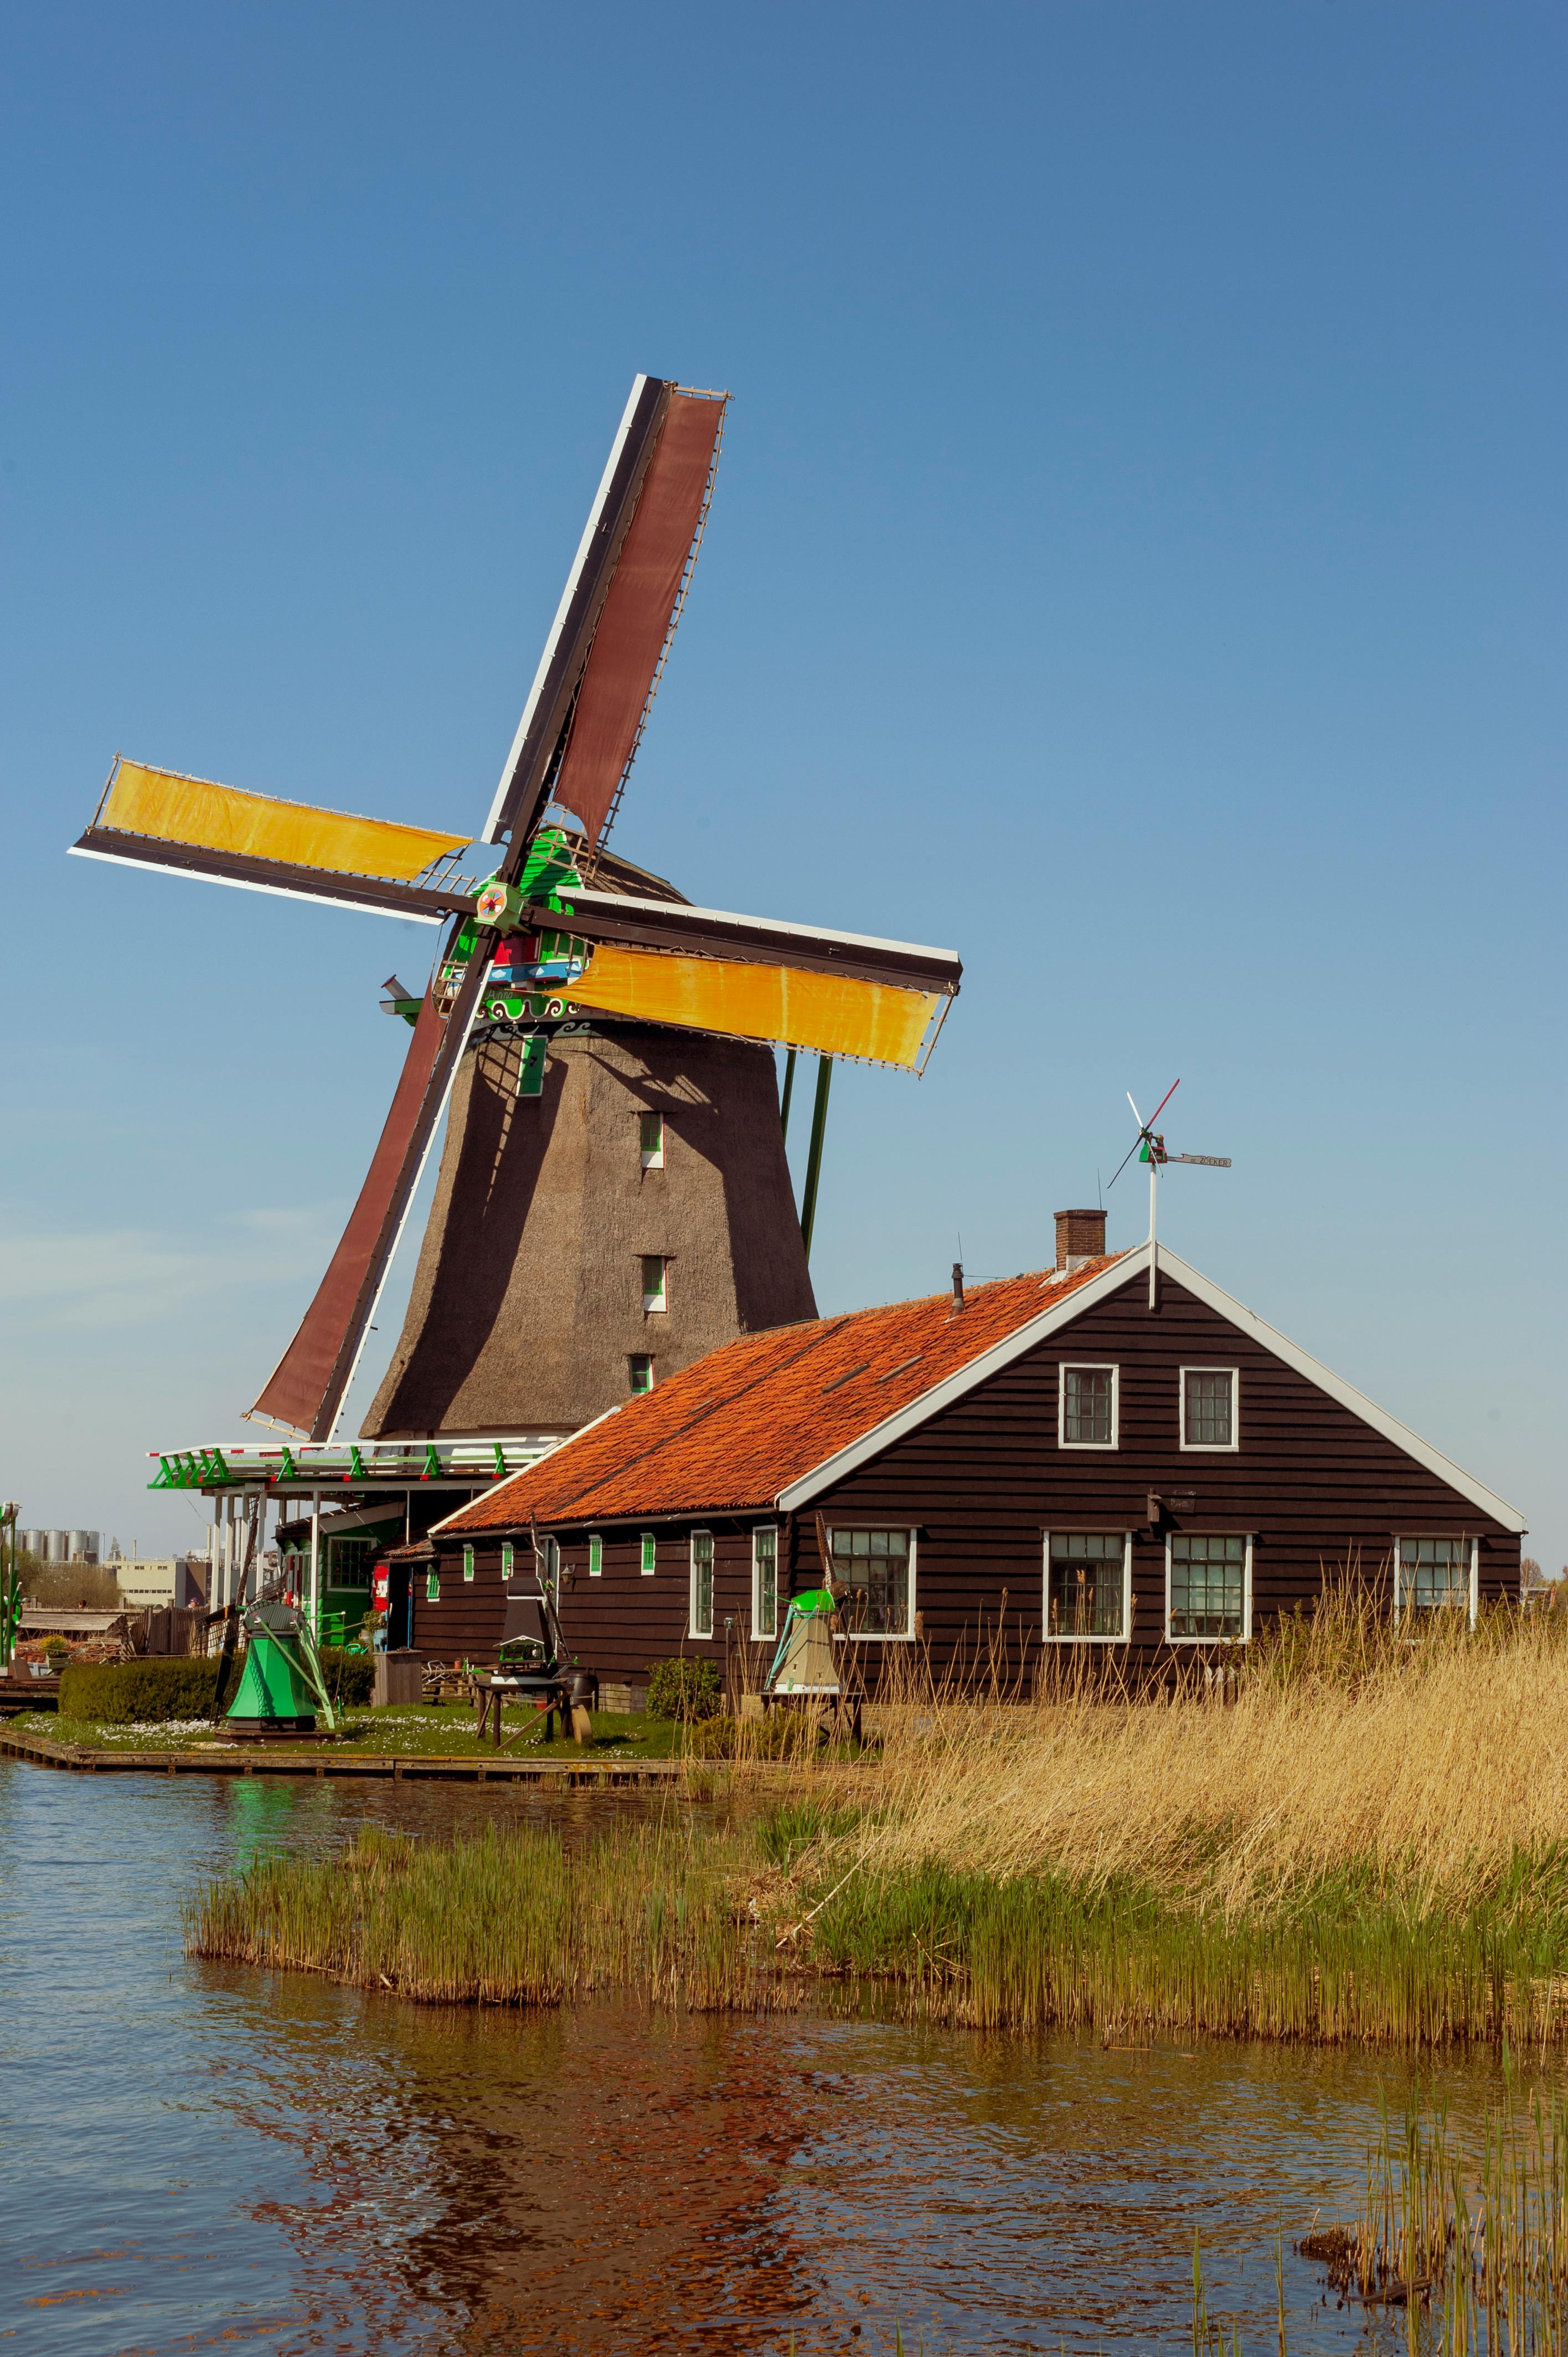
[791,1588,835,1617]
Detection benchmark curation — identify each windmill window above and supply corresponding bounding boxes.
[629,1354,655,1394]
[515,1037,546,1099]
[641,1256,668,1314]
[1167,1534,1250,1642]
[640,1531,657,1577]
[829,1526,915,1640]
[1180,1368,1237,1451]
[639,1112,665,1169]
[690,1530,715,1639]
[1060,1365,1117,1449]
[462,1543,476,1583]
[752,1525,779,1641]
[588,1533,603,1578]
[1044,1532,1131,1642]
[501,1541,514,1578]
[1396,1536,1477,1623]
[425,1567,440,1604]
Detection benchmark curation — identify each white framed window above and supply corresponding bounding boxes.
[1180,1366,1239,1452]
[689,1529,714,1638]
[425,1566,440,1603]
[501,1540,514,1579]
[1395,1536,1478,1625]
[1059,1364,1118,1449]
[588,1533,603,1577]
[462,1542,476,1583]
[1043,1531,1132,1642]
[540,1535,560,1599]
[1165,1533,1251,1643]
[752,1525,778,1640]
[828,1526,916,1639]
[639,1112,664,1169]
[628,1353,654,1393]
[639,1530,657,1577]
[641,1255,668,1314]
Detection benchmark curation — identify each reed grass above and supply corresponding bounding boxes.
[1297,2083,1568,2350]
[190,1592,1568,2047]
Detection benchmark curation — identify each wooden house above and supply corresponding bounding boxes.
[412,1211,1525,1694]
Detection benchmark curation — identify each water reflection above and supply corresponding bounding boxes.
[0,1758,1546,2355]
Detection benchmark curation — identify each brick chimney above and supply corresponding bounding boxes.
[1054,1208,1106,1274]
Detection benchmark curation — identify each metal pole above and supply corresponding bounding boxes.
[779,1048,797,1140]
[800,1056,833,1262]
[1148,1156,1158,1311]
[309,1492,322,1640]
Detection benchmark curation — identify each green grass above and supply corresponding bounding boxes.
[188,1800,1568,2047]
[13,1706,680,1761]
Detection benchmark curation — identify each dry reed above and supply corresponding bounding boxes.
[190,1597,1568,2046]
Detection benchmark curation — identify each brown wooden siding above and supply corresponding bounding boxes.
[419,1274,1521,1686]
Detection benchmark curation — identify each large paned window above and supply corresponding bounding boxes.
[752,1526,778,1640]
[1397,1536,1475,1620]
[829,1527,915,1639]
[1180,1368,1237,1450]
[1060,1365,1117,1448]
[1044,1532,1129,1640]
[1167,1533,1250,1641]
[327,1536,375,1589]
[690,1530,715,1638]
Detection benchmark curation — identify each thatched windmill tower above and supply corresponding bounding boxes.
[72,376,962,1445]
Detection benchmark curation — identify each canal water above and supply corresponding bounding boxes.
[0,1757,1535,2355]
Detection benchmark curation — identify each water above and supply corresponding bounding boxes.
[0,1758,1536,2355]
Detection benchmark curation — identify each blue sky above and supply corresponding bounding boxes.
[2,2,1562,1563]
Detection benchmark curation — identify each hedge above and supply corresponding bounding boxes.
[59,1646,375,1725]
[646,1658,724,1721]
[59,1657,221,1724]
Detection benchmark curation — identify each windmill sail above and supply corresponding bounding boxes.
[250,960,489,1439]
[565,946,945,1070]
[71,760,475,920]
[482,380,725,853]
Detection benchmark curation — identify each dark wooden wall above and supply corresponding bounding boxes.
[416,1274,1521,1686]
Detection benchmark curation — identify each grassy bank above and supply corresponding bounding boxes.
[190,1597,1568,2046]
[18,1706,681,1760]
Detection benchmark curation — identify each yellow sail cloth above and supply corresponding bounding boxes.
[101,760,470,883]
[565,943,941,1070]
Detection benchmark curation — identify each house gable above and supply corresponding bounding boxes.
[780,1245,1525,1533]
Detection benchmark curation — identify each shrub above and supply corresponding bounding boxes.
[60,1657,223,1724]
[646,1658,724,1721]
[42,1636,70,1665]
[314,1649,375,1707]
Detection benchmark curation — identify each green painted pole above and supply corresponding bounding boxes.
[799,1056,833,1261]
[779,1048,798,1139]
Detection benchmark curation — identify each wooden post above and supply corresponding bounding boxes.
[779,1048,797,1139]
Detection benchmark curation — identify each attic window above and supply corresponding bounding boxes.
[1060,1365,1117,1449]
[639,1112,664,1169]
[641,1256,668,1314]
[588,1533,603,1577]
[1181,1368,1237,1451]
[629,1354,655,1394]
[462,1542,475,1582]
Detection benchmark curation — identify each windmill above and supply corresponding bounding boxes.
[70,375,963,1445]
[1107,1080,1231,1308]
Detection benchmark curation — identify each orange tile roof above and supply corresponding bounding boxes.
[439,1255,1126,1533]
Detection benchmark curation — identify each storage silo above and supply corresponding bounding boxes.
[68,1530,99,1563]
[45,1530,69,1562]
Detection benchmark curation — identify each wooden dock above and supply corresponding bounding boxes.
[0,1726,681,1785]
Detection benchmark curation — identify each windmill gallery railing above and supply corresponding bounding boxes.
[148,1437,556,1496]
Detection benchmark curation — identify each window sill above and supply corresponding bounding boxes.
[1043,1633,1128,1646]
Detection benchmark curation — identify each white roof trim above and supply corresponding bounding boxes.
[428,1406,623,1536]
[777,1245,1527,1532]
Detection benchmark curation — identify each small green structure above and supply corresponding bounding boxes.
[225,1601,337,1739]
